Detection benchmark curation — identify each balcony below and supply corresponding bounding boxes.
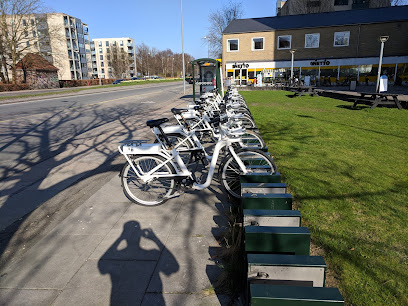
[92,64,97,68]
[127,43,133,47]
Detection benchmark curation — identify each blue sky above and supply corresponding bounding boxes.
[42,0,277,58]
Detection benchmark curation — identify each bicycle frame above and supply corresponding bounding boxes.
[118,134,248,192]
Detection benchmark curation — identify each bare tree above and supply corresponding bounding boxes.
[107,45,131,79]
[206,0,243,59]
[0,0,46,83]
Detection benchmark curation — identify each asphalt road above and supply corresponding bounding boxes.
[0,81,191,266]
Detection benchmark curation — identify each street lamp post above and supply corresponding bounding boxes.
[203,36,210,58]
[172,57,174,78]
[290,49,296,82]
[376,36,389,93]
[181,0,186,93]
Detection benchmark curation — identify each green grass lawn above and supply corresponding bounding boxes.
[240,90,408,305]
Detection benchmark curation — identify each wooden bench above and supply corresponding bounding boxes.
[351,92,402,109]
[287,86,320,97]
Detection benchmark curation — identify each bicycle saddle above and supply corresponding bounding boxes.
[146,118,169,128]
[171,108,188,115]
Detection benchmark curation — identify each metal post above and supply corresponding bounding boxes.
[376,36,389,93]
[172,58,174,78]
[181,0,186,93]
[290,50,296,82]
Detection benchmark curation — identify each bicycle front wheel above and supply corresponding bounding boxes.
[121,155,176,206]
[219,149,276,199]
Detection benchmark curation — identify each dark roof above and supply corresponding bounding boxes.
[223,5,408,34]
[16,53,58,71]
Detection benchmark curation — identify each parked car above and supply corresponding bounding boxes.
[113,79,125,84]
[131,77,140,80]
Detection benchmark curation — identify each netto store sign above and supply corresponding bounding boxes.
[232,62,250,68]
[310,59,331,66]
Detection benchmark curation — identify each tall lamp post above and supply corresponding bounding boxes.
[172,57,174,78]
[290,49,296,81]
[181,0,186,94]
[203,36,210,58]
[376,36,389,93]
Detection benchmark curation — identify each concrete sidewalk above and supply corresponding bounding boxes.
[0,94,232,305]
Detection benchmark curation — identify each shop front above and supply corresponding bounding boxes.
[225,56,408,86]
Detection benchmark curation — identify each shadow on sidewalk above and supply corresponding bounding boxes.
[98,221,179,305]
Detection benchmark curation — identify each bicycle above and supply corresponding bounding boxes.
[118,116,276,206]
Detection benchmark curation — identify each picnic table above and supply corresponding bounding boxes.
[287,86,320,97]
[352,92,402,110]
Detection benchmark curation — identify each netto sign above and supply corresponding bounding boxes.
[232,62,250,69]
[310,59,330,66]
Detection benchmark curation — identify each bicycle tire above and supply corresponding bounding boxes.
[240,114,257,129]
[240,130,266,149]
[219,149,276,199]
[121,155,176,206]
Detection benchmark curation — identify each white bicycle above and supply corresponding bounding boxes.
[118,116,276,206]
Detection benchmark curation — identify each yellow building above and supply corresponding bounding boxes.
[222,5,408,85]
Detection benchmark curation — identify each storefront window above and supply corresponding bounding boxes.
[320,67,338,85]
[339,66,358,78]
[396,63,408,85]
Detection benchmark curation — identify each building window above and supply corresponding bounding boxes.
[100,55,103,60]
[305,33,320,48]
[23,19,27,26]
[334,31,350,47]
[120,40,123,46]
[32,30,36,37]
[101,68,105,73]
[24,31,28,37]
[334,0,348,5]
[99,48,102,53]
[307,0,321,7]
[26,41,30,47]
[252,37,264,51]
[31,19,35,26]
[101,62,104,67]
[113,41,117,46]
[98,41,102,47]
[277,35,291,49]
[227,39,239,52]
[106,41,109,47]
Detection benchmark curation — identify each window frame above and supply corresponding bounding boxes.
[277,35,292,50]
[252,37,265,51]
[333,31,350,47]
[227,38,239,52]
[304,33,320,49]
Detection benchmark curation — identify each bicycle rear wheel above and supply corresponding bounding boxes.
[121,155,176,206]
[219,149,276,199]
[239,130,266,149]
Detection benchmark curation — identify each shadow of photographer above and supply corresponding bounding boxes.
[98,221,179,305]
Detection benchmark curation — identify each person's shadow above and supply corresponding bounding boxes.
[98,221,178,305]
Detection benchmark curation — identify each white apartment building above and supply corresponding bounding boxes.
[48,13,91,80]
[91,38,136,79]
[1,13,91,81]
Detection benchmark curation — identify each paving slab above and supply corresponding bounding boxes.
[0,90,232,305]
[0,288,59,306]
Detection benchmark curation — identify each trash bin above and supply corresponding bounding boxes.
[349,80,356,91]
[379,75,388,92]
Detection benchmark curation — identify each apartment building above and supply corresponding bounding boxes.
[90,38,136,79]
[223,5,408,85]
[1,13,91,81]
[277,0,391,16]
